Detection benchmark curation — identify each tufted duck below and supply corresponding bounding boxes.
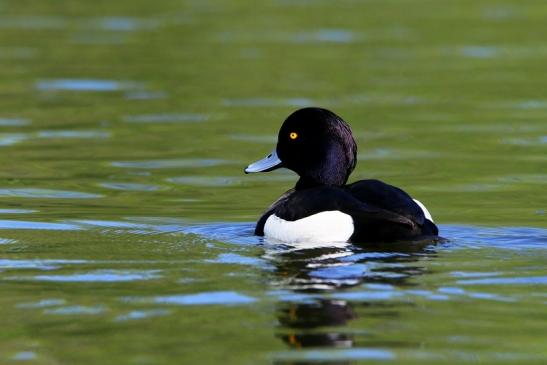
[244,107,438,243]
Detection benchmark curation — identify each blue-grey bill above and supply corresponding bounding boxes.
[244,149,282,173]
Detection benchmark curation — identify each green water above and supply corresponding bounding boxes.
[1,0,546,364]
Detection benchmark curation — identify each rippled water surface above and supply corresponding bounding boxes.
[0,1,546,364]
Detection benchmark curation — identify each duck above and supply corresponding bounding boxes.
[244,107,438,243]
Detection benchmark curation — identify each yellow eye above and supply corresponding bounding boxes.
[289,132,298,140]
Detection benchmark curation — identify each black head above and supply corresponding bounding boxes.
[245,107,357,189]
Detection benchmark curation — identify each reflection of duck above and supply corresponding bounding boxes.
[268,241,436,352]
[266,242,433,291]
[278,300,355,349]
[245,107,438,244]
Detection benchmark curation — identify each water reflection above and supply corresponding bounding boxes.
[292,29,355,43]
[23,269,161,282]
[460,46,499,59]
[267,241,438,359]
[37,130,110,139]
[223,98,316,108]
[0,118,30,126]
[11,352,37,361]
[115,309,170,322]
[123,113,207,123]
[35,79,141,92]
[124,90,167,100]
[277,299,355,349]
[99,182,163,191]
[0,188,101,199]
[267,241,435,290]
[90,17,159,32]
[111,158,231,169]
[0,133,27,146]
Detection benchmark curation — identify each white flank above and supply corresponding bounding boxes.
[264,211,354,244]
[413,199,434,222]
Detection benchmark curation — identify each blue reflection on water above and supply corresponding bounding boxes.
[332,290,402,301]
[274,348,395,361]
[17,299,66,308]
[0,220,82,230]
[461,46,499,58]
[28,270,161,282]
[312,264,369,280]
[458,276,547,285]
[99,182,162,191]
[292,29,355,43]
[207,253,268,267]
[115,309,171,322]
[0,118,30,126]
[37,130,110,139]
[12,352,37,361]
[93,17,157,32]
[125,90,167,100]
[123,113,207,123]
[111,158,231,169]
[0,259,87,270]
[223,97,315,107]
[0,133,27,146]
[36,79,140,92]
[153,291,256,306]
[0,188,101,199]
[44,305,106,315]
[0,209,38,214]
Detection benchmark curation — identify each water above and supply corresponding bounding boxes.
[0,0,546,364]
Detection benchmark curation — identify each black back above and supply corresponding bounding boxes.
[346,179,425,225]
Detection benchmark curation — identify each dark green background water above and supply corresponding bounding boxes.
[0,1,546,364]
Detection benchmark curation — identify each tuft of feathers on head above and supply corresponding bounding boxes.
[281,107,357,186]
